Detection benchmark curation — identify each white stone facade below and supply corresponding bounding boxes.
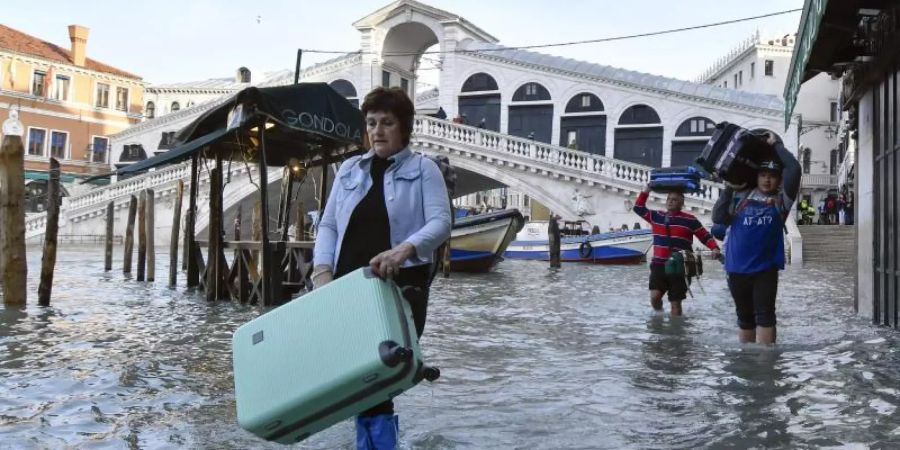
[698,32,842,212]
[106,0,801,230]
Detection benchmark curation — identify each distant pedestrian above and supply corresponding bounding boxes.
[817,198,826,224]
[844,193,854,225]
[634,185,720,317]
[825,195,838,225]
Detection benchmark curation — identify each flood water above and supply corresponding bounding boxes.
[2,247,899,449]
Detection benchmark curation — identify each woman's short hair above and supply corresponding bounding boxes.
[361,87,415,147]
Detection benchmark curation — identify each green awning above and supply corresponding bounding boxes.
[27,169,111,186]
[784,0,829,130]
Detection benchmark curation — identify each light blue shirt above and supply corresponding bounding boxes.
[313,147,452,270]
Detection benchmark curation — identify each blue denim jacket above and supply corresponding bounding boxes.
[313,148,452,270]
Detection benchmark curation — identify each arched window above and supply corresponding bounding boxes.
[145,101,155,119]
[237,67,251,83]
[461,73,499,92]
[512,82,551,102]
[171,101,180,113]
[615,104,663,167]
[458,73,501,131]
[802,148,812,174]
[560,93,606,154]
[508,82,552,142]
[618,104,661,125]
[671,116,716,167]
[830,149,839,175]
[675,117,716,137]
[564,93,604,113]
[120,144,147,163]
[329,79,359,108]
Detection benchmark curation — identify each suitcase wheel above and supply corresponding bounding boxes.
[422,366,441,382]
[379,340,413,367]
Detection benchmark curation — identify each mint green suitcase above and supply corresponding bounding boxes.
[232,268,435,444]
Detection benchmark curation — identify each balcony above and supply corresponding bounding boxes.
[801,173,839,189]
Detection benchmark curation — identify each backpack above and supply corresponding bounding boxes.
[826,198,836,212]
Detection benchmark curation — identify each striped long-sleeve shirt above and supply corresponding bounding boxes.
[633,191,719,266]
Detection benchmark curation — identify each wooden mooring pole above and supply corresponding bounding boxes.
[186,155,200,287]
[169,180,184,286]
[104,201,114,271]
[252,198,262,266]
[137,190,147,281]
[549,215,561,269]
[0,124,27,306]
[123,195,137,274]
[37,158,61,306]
[146,189,155,282]
[258,127,274,306]
[206,157,227,301]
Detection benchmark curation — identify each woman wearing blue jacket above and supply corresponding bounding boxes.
[712,134,801,345]
[312,87,452,449]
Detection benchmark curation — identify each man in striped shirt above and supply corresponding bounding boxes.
[633,185,720,316]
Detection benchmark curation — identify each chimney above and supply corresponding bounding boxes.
[67,25,89,67]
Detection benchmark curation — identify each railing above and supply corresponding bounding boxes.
[25,114,723,240]
[800,173,839,188]
[23,159,262,238]
[413,115,722,207]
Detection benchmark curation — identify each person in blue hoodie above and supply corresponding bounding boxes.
[712,133,801,345]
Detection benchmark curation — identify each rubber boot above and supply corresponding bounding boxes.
[355,414,399,450]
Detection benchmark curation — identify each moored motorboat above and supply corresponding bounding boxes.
[449,209,524,272]
[504,220,652,264]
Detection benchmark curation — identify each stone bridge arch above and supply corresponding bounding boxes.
[413,144,581,218]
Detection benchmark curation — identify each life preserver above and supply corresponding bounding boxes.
[579,241,593,259]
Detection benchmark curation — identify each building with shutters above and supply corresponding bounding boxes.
[0,23,145,209]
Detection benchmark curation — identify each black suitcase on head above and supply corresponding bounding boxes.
[695,122,777,188]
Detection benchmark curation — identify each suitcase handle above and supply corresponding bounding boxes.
[379,340,412,367]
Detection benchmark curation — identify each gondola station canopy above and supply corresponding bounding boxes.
[102,83,366,178]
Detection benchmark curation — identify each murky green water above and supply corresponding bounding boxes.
[1,248,898,449]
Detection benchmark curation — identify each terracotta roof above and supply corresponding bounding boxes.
[0,24,141,80]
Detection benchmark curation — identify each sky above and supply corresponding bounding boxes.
[4,0,805,86]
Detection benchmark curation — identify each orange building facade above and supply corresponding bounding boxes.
[0,23,144,196]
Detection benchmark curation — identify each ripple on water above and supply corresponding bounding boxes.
[1,249,900,449]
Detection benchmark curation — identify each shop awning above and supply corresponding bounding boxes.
[84,82,365,182]
[784,0,882,129]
